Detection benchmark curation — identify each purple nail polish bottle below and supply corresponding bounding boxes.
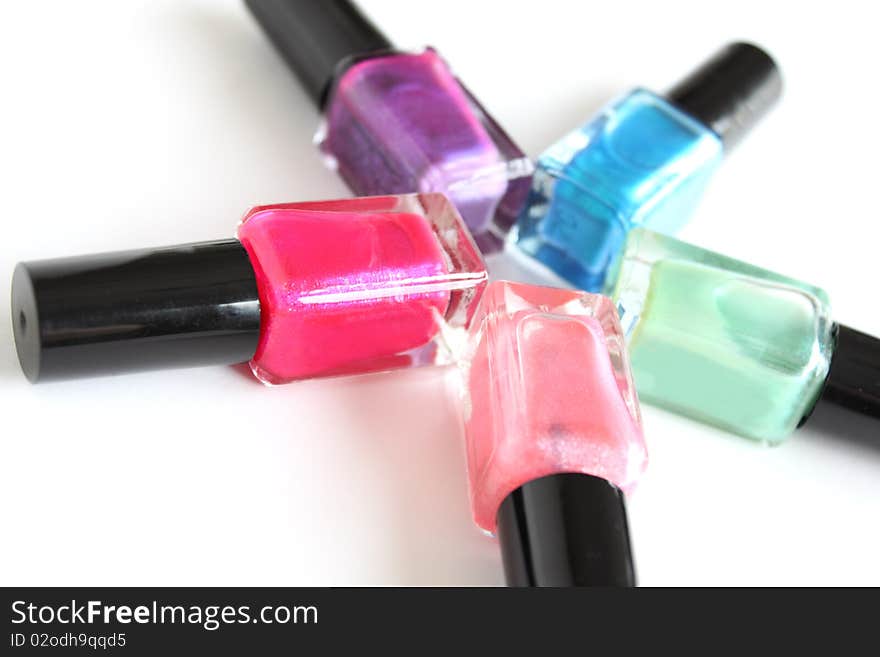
[246,0,532,253]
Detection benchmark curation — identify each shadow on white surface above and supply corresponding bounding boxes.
[271,366,504,585]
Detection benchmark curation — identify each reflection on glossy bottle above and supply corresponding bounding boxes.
[246,0,532,253]
[516,43,782,291]
[320,48,531,250]
[11,194,488,385]
[459,281,646,586]
[518,89,723,290]
[238,195,472,383]
[604,228,880,443]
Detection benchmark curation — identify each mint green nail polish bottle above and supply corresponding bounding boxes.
[605,228,880,443]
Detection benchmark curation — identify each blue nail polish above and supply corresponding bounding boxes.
[514,43,782,292]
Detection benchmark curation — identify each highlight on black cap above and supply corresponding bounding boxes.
[11,240,261,383]
[496,473,636,587]
[807,324,880,421]
[245,0,392,107]
[666,42,782,151]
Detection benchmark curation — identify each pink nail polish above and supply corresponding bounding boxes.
[460,281,647,586]
[238,194,485,383]
[12,194,487,384]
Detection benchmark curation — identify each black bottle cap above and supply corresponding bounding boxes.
[496,473,636,587]
[666,42,782,151]
[11,240,261,383]
[807,324,880,422]
[245,0,392,108]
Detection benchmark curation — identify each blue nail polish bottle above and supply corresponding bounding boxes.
[514,42,782,292]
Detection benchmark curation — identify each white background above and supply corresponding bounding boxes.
[1,0,878,586]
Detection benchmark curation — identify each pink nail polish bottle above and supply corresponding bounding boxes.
[459,281,648,586]
[12,194,487,384]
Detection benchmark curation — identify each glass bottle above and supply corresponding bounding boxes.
[515,42,781,292]
[459,280,646,585]
[605,228,880,443]
[246,0,532,253]
[12,194,487,384]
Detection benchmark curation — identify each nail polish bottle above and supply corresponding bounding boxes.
[605,228,880,443]
[245,0,532,253]
[515,42,782,292]
[12,194,487,384]
[459,281,647,586]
